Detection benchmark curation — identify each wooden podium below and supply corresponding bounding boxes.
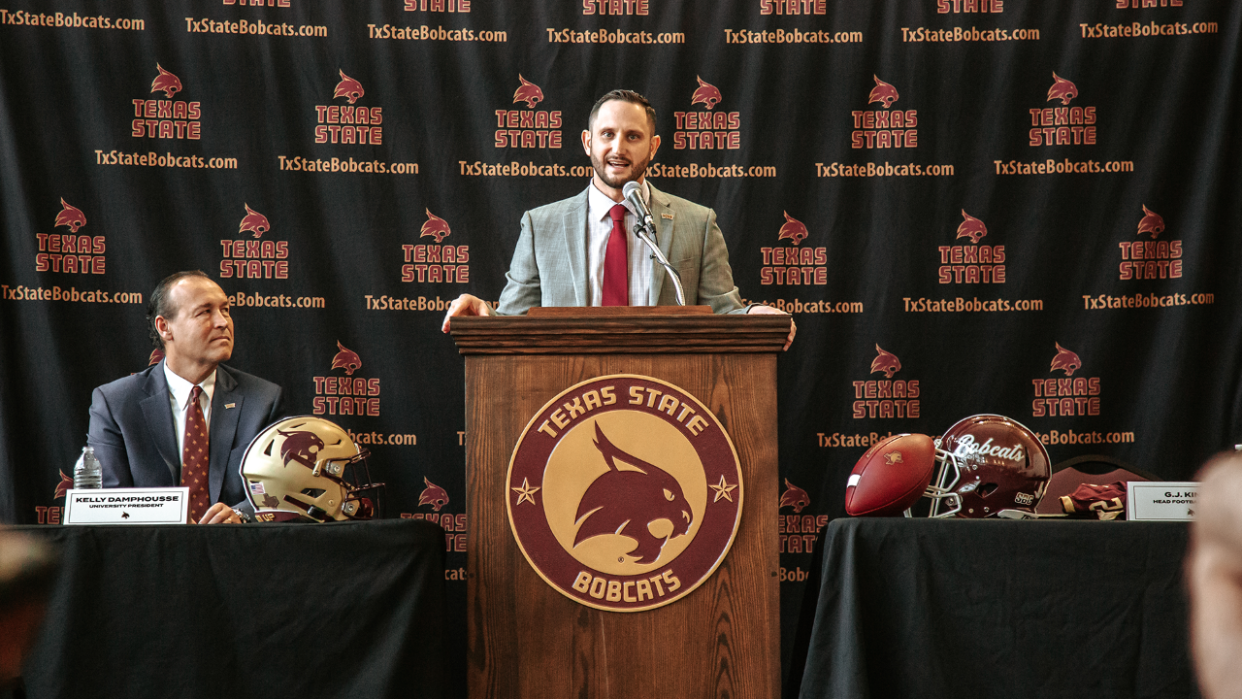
[452,308,787,699]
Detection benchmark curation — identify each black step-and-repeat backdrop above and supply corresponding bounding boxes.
[2,0,1240,687]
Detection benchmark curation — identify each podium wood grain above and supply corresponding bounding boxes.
[455,314,787,699]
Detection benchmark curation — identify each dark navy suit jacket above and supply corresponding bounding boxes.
[87,361,284,508]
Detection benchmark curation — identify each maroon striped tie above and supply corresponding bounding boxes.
[603,204,628,306]
[182,386,211,523]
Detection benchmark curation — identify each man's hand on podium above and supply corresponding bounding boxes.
[441,294,494,333]
[747,305,796,351]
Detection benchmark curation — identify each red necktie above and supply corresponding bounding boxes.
[182,386,211,523]
[603,204,629,306]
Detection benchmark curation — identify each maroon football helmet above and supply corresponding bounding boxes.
[925,414,1051,518]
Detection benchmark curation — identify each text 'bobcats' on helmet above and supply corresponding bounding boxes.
[240,416,385,522]
[845,433,937,516]
[926,414,1051,518]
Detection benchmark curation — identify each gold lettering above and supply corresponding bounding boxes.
[686,415,708,436]
[628,386,644,405]
[676,404,697,422]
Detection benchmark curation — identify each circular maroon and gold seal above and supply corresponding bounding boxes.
[507,375,743,612]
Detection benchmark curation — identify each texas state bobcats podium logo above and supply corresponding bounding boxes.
[507,375,743,612]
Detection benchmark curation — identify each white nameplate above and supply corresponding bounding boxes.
[1126,482,1197,521]
[64,487,190,525]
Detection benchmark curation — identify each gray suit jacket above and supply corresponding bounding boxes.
[496,182,749,315]
[86,361,284,508]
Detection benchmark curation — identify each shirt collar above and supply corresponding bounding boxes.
[163,362,217,413]
[588,179,650,222]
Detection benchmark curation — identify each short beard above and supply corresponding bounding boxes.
[590,150,650,190]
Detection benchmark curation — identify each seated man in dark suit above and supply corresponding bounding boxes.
[87,271,284,524]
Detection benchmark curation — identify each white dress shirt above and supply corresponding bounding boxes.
[163,363,216,467]
[586,179,654,306]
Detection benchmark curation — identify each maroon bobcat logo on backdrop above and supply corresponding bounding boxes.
[956,210,988,244]
[331,341,362,375]
[55,199,87,232]
[1137,205,1165,239]
[419,477,449,511]
[54,470,74,499]
[420,209,452,243]
[1050,343,1082,376]
[512,75,544,109]
[334,70,365,104]
[778,211,808,245]
[239,204,270,239]
[871,345,902,379]
[151,64,182,99]
[278,430,325,469]
[573,424,692,564]
[691,76,722,110]
[779,479,810,513]
[148,348,165,366]
[1047,72,1078,105]
[868,75,899,108]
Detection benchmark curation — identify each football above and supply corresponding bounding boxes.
[845,433,937,516]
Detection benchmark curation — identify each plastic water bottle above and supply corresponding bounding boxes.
[74,446,103,489]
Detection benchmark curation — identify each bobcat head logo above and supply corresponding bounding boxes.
[151,64,182,99]
[1050,342,1082,377]
[1047,72,1078,105]
[513,75,544,109]
[956,210,988,244]
[1137,205,1165,239]
[779,479,810,513]
[420,209,452,244]
[334,69,365,104]
[331,341,362,375]
[691,76,722,110]
[54,198,87,233]
[573,424,692,564]
[778,211,808,245]
[239,204,270,239]
[871,345,902,379]
[54,470,74,499]
[279,430,325,469]
[418,477,449,512]
[868,75,899,109]
[884,452,904,466]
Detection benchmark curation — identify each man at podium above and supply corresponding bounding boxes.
[442,88,795,350]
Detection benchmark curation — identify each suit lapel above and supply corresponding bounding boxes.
[645,183,675,306]
[140,362,179,485]
[564,188,591,307]
[209,365,243,503]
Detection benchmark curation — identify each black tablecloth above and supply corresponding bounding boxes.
[13,519,451,699]
[788,518,1197,699]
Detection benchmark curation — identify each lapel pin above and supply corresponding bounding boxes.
[661,213,674,220]
[225,403,236,409]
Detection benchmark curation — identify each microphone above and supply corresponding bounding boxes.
[619,181,686,306]
[622,181,655,229]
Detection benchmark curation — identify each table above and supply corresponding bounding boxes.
[13,519,451,699]
[787,518,1196,699]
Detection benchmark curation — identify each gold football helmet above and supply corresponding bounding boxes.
[240,416,383,522]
